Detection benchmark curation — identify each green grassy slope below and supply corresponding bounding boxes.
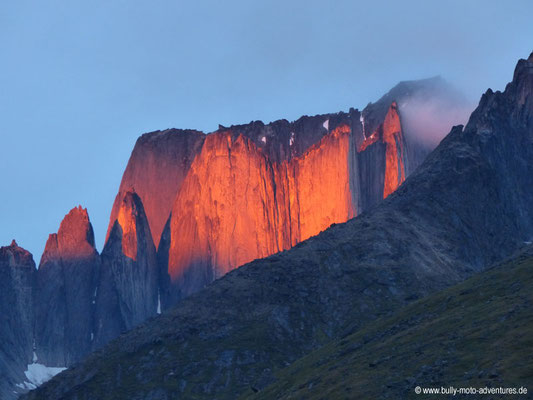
[248,247,533,400]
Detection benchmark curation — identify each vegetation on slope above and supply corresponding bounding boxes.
[248,247,533,400]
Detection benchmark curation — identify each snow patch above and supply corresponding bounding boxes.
[360,114,366,139]
[91,332,94,341]
[18,363,66,390]
[261,136,267,144]
[32,351,37,363]
[289,132,295,146]
[157,291,161,315]
[323,119,329,131]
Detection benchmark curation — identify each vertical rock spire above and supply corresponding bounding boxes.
[34,206,99,367]
[382,102,406,198]
[94,191,158,348]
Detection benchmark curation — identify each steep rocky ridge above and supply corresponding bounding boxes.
[24,53,533,400]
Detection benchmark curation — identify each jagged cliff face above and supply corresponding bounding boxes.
[166,104,406,297]
[167,131,283,293]
[0,241,35,399]
[106,129,205,248]
[283,124,356,244]
[166,126,355,294]
[34,207,99,367]
[94,191,158,348]
[100,77,463,305]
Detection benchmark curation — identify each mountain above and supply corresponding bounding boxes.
[249,245,533,399]
[0,241,35,400]
[0,75,468,398]
[34,206,99,367]
[23,53,533,400]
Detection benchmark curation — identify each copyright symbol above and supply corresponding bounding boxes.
[415,386,421,394]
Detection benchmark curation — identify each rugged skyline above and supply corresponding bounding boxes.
[2,1,533,258]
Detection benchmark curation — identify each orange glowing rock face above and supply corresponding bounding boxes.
[358,131,380,152]
[167,124,356,285]
[115,192,141,261]
[283,124,355,244]
[106,130,205,249]
[168,132,278,282]
[382,102,406,198]
[358,103,406,199]
[42,206,97,263]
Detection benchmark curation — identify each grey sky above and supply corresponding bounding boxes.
[1,0,532,260]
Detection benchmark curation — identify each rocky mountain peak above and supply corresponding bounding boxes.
[464,52,533,141]
[34,206,100,368]
[510,53,533,119]
[41,206,97,266]
[0,240,34,268]
[513,52,533,80]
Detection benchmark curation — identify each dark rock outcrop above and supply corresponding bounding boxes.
[0,241,35,400]
[34,206,99,367]
[23,53,533,400]
[94,191,158,348]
